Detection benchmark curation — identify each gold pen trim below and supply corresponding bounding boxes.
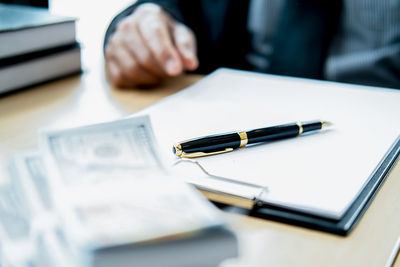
[296,122,303,136]
[179,148,234,158]
[238,131,248,148]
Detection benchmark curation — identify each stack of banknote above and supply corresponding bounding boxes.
[0,115,237,267]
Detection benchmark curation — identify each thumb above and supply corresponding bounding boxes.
[172,23,199,71]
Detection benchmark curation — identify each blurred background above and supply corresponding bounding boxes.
[49,0,135,71]
[49,0,135,73]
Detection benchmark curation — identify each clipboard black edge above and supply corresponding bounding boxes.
[214,135,400,236]
[247,135,400,236]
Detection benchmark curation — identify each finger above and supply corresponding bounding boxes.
[138,15,183,76]
[105,40,126,87]
[108,39,161,87]
[106,58,130,88]
[122,24,167,78]
[116,48,161,86]
[172,23,199,71]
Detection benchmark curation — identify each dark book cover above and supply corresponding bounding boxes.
[0,3,73,32]
[0,0,48,8]
[0,43,82,94]
[0,3,77,59]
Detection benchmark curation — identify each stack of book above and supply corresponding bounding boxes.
[0,3,81,94]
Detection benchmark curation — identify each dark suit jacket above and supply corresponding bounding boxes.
[104,0,253,74]
[104,0,400,88]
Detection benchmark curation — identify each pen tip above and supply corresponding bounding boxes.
[321,121,333,128]
[173,143,183,157]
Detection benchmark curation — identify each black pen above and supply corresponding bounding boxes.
[173,120,331,158]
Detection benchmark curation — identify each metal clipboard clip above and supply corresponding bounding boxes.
[172,159,269,209]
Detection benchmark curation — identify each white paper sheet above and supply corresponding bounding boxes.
[137,68,400,219]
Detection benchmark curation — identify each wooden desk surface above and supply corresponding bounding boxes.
[0,68,399,267]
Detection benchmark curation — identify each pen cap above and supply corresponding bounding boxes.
[246,124,299,144]
[178,132,241,153]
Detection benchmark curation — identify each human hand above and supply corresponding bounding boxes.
[105,3,199,87]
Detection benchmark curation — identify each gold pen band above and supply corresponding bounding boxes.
[296,122,303,135]
[238,131,248,148]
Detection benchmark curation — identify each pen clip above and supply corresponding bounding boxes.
[179,148,234,158]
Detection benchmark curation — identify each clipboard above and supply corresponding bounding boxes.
[135,68,400,235]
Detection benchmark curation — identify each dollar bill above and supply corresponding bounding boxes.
[9,151,53,213]
[1,155,73,267]
[52,178,225,267]
[0,115,236,267]
[0,183,35,266]
[0,185,31,240]
[40,115,166,189]
[68,179,222,247]
[37,116,225,255]
[34,227,73,267]
[31,115,235,267]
